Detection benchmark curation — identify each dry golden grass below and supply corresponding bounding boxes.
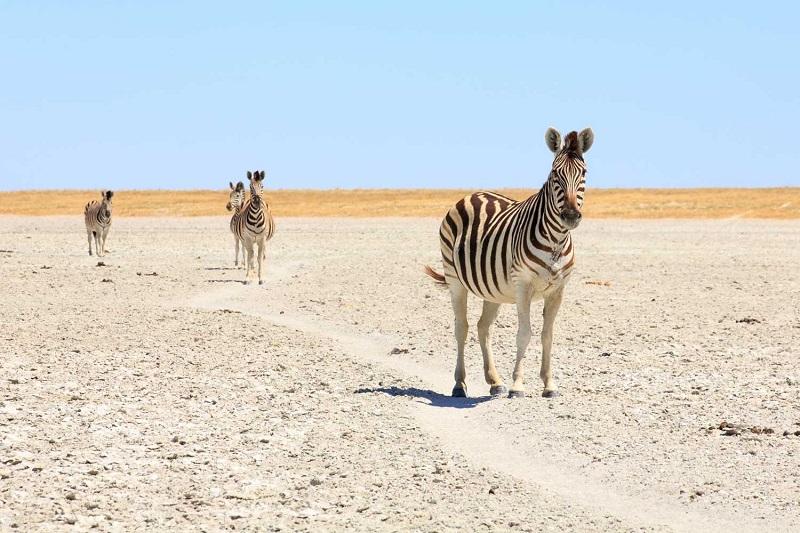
[1,188,798,218]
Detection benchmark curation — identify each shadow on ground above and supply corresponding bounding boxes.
[355,386,491,409]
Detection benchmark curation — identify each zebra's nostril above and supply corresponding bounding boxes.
[561,209,581,221]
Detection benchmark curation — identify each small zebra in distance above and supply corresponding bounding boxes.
[226,180,247,268]
[425,127,594,399]
[84,190,114,257]
[234,170,275,285]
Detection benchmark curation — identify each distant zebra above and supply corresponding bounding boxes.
[425,127,594,399]
[84,190,114,257]
[226,181,247,268]
[233,170,275,284]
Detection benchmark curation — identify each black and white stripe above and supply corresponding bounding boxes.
[84,190,114,257]
[234,170,275,284]
[226,181,247,268]
[426,127,594,399]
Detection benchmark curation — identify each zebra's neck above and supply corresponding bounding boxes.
[526,180,570,256]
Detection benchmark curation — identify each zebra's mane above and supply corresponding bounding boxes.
[561,131,584,161]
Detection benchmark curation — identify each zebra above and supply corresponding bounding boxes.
[226,180,247,268]
[424,127,594,399]
[84,190,114,257]
[233,170,275,285]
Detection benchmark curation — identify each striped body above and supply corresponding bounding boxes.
[84,191,113,256]
[427,128,594,399]
[234,196,276,244]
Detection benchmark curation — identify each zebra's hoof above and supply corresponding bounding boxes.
[542,389,560,398]
[451,386,467,398]
[508,390,526,399]
[258,280,264,285]
[489,385,508,397]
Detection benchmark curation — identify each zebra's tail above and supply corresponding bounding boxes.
[423,265,447,285]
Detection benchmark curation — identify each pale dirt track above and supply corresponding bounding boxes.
[1,216,799,532]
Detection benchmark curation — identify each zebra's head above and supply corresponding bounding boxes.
[100,190,113,218]
[545,127,594,230]
[247,170,266,205]
[226,181,246,212]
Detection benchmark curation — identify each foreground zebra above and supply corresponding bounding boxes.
[84,190,114,257]
[226,181,247,268]
[232,170,275,284]
[425,127,594,399]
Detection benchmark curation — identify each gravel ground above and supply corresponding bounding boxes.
[0,216,798,532]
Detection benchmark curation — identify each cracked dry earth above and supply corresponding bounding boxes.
[1,216,799,532]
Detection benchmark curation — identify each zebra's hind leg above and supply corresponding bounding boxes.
[449,283,469,397]
[256,239,265,285]
[87,230,93,256]
[234,236,240,267]
[540,286,565,398]
[509,283,533,398]
[477,300,506,397]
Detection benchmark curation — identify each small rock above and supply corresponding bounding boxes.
[65,492,76,501]
[96,262,106,267]
[101,278,113,283]
[389,347,409,355]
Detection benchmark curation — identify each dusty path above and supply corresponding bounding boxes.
[1,216,799,531]
[193,278,790,533]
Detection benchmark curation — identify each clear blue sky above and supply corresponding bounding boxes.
[1,1,798,190]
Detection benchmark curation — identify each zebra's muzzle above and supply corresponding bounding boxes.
[560,208,582,229]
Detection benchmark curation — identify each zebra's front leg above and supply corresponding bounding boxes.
[234,236,240,268]
[477,300,506,397]
[101,229,109,255]
[243,240,255,284]
[509,283,533,398]
[95,233,103,257]
[256,239,265,285]
[540,286,565,398]
[449,283,469,397]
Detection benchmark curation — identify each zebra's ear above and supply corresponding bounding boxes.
[236,181,244,191]
[545,128,562,153]
[247,171,253,180]
[229,181,235,190]
[578,128,594,153]
[258,170,265,181]
[105,191,114,200]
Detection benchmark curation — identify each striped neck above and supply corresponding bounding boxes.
[523,180,569,258]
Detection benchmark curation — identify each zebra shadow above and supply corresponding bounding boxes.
[203,267,240,271]
[206,279,247,284]
[355,386,490,409]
